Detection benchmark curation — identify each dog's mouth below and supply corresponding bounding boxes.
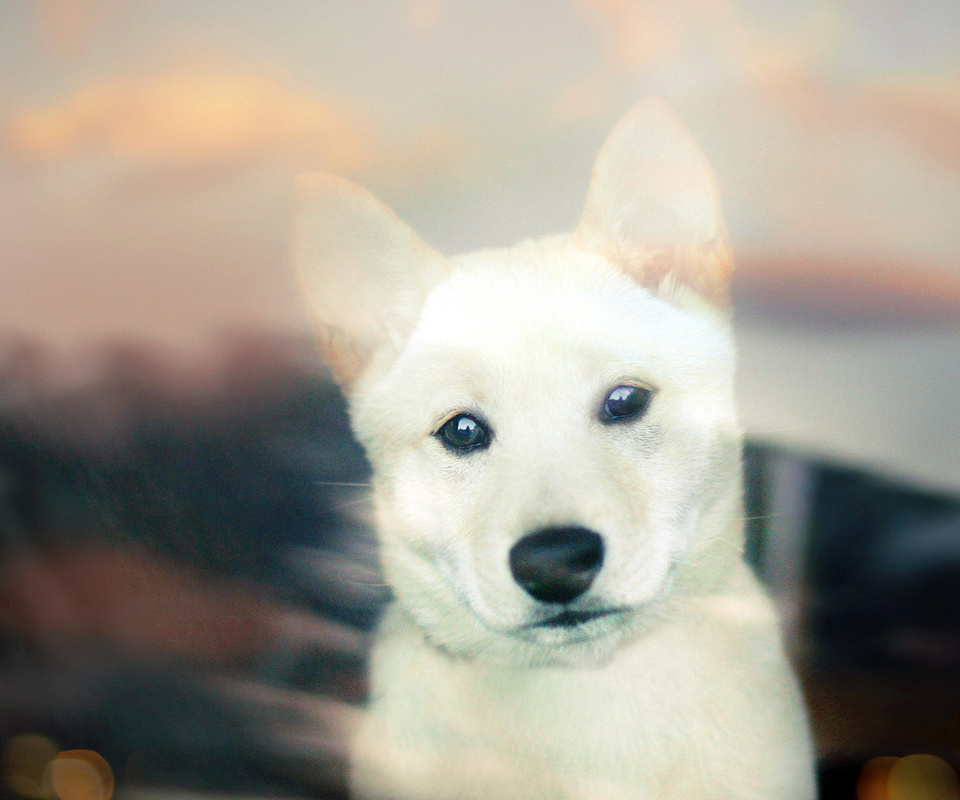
[526,607,625,629]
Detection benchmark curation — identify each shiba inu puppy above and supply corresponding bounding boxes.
[292,99,816,800]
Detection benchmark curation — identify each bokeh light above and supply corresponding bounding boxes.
[47,751,113,800]
[889,755,960,800]
[858,754,960,800]
[1,737,113,800]
[858,756,899,800]
[2,734,60,799]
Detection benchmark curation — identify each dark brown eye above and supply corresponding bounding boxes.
[437,414,490,452]
[600,385,652,422]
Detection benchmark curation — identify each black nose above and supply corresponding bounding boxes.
[509,526,604,604]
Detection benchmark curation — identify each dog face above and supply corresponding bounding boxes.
[294,99,744,666]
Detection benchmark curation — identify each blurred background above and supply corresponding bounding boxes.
[2,1,960,798]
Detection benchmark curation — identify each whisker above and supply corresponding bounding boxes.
[740,513,779,523]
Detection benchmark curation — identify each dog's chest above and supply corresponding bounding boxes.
[354,601,763,800]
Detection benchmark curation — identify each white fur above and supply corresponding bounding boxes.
[293,99,816,800]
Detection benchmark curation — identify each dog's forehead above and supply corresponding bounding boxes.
[406,243,734,382]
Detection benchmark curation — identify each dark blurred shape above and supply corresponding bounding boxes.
[746,443,960,800]
[807,462,960,672]
[0,330,383,797]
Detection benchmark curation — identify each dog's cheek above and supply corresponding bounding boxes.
[617,404,731,513]
[376,450,488,577]
[376,459,450,549]
[372,472,463,620]
[657,423,742,559]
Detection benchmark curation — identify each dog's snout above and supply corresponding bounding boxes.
[509,526,604,604]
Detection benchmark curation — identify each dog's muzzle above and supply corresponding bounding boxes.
[509,526,604,604]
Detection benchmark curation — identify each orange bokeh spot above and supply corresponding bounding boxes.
[888,754,959,800]
[1,734,60,799]
[860,754,960,800]
[48,751,113,800]
[858,756,900,800]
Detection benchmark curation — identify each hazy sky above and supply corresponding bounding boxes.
[2,0,960,487]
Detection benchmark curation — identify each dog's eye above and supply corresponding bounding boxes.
[600,385,652,422]
[436,414,490,452]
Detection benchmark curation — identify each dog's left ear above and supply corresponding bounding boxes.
[292,173,450,389]
[576,98,732,306]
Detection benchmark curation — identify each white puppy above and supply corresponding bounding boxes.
[292,99,816,800]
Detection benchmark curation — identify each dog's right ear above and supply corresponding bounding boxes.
[576,98,732,308]
[292,173,449,389]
